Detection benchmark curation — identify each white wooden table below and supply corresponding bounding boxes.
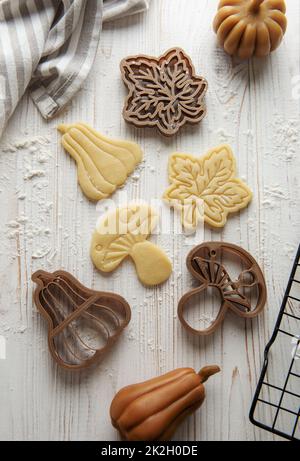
[0,0,299,442]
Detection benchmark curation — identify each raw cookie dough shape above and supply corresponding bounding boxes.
[32,270,131,370]
[58,123,143,201]
[178,242,267,336]
[91,204,172,286]
[163,144,252,230]
[120,47,208,137]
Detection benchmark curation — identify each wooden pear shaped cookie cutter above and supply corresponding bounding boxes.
[32,270,131,370]
[178,242,267,336]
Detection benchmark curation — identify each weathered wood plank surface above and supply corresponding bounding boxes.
[0,0,299,441]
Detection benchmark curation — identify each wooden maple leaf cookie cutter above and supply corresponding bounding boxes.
[32,270,131,370]
[178,242,267,336]
[120,47,208,137]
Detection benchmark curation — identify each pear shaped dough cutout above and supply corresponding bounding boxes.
[58,123,143,201]
[163,145,252,230]
[91,204,172,286]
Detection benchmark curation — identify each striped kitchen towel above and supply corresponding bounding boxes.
[103,0,149,21]
[0,0,149,138]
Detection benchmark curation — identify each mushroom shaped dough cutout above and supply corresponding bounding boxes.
[91,204,172,286]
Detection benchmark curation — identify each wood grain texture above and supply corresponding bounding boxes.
[0,0,299,441]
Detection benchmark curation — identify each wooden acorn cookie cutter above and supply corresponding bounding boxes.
[32,270,131,370]
[178,242,267,336]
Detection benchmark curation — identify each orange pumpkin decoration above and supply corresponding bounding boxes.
[213,0,287,59]
[110,365,220,441]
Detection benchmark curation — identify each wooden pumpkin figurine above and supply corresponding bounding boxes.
[110,365,220,441]
[213,0,287,59]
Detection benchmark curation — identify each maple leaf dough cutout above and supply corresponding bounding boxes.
[163,145,252,230]
[91,204,172,286]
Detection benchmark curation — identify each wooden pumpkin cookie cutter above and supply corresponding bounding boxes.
[32,270,131,370]
[178,242,267,336]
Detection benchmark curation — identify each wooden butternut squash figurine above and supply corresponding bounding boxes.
[110,365,220,441]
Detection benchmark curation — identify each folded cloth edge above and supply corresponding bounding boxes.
[30,1,103,120]
[30,0,150,121]
[103,0,149,22]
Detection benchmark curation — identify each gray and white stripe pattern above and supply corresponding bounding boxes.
[103,0,149,21]
[0,0,149,138]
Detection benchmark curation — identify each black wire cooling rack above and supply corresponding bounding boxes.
[250,245,300,441]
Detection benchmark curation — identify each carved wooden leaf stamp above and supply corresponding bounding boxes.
[120,48,208,137]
